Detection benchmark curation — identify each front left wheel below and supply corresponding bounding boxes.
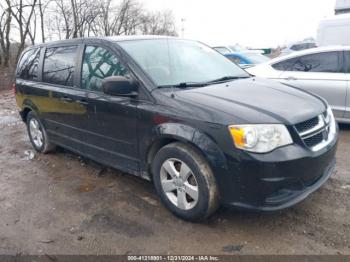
[152,142,219,222]
[26,111,56,153]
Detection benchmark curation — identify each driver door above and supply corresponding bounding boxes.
[78,43,139,172]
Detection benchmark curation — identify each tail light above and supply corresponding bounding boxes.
[12,83,16,95]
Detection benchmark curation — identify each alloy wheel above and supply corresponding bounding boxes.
[29,118,44,148]
[160,158,199,210]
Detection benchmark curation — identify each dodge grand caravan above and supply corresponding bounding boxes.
[15,36,338,221]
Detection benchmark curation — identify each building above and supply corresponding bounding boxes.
[335,0,350,14]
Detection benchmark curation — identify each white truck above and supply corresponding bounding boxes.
[317,13,350,46]
[335,0,350,14]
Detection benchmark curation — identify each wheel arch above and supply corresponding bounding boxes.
[146,123,228,175]
[20,98,39,122]
[20,107,32,122]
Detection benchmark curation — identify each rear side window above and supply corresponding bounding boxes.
[43,46,77,86]
[17,48,41,81]
[81,46,129,91]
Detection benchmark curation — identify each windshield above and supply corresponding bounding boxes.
[229,44,245,52]
[244,53,270,64]
[118,39,249,87]
[213,47,232,55]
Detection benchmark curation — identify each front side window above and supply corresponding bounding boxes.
[81,46,129,91]
[291,52,339,73]
[43,46,77,86]
[119,39,248,87]
[272,52,339,73]
[17,48,41,81]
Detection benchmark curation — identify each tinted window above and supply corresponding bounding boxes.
[81,46,129,91]
[43,46,77,86]
[291,52,339,73]
[272,58,298,71]
[17,48,41,80]
[345,51,350,73]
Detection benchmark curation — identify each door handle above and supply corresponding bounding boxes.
[286,76,297,81]
[60,96,73,102]
[76,99,88,105]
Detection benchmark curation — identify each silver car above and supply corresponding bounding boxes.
[247,46,350,123]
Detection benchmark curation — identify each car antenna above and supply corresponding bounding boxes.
[166,37,175,98]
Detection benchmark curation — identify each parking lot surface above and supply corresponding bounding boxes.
[0,90,349,255]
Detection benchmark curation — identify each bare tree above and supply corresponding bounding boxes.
[38,0,51,42]
[140,10,178,36]
[0,1,12,66]
[46,0,177,40]
[0,0,178,67]
[6,0,38,60]
[47,0,100,39]
[92,0,144,36]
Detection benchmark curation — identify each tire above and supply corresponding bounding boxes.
[152,142,219,222]
[26,111,56,153]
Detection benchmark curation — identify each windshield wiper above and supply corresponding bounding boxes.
[205,75,250,84]
[157,76,250,89]
[158,82,208,89]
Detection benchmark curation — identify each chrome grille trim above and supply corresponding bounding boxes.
[295,110,335,151]
[298,115,325,137]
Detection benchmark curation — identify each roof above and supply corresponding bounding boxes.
[266,45,350,64]
[27,35,178,49]
[105,35,176,42]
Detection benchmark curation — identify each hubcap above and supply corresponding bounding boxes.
[160,158,199,210]
[29,118,44,148]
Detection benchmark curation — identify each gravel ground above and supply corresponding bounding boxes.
[0,90,349,255]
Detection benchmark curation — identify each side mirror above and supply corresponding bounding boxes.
[102,76,138,97]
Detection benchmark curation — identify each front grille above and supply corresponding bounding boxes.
[295,116,319,133]
[304,132,323,147]
[294,111,330,150]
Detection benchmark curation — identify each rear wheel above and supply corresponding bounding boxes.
[26,111,56,153]
[152,142,219,221]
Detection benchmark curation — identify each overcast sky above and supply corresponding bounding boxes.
[143,0,336,48]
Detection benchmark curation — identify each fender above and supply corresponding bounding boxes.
[151,122,228,171]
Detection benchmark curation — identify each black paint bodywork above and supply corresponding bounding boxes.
[15,36,338,210]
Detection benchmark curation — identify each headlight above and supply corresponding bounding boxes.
[229,124,293,153]
[326,106,337,136]
[325,106,337,140]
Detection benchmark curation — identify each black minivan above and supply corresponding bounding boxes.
[15,36,338,221]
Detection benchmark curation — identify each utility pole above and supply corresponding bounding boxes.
[181,18,185,37]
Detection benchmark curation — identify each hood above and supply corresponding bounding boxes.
[174,77,326,125]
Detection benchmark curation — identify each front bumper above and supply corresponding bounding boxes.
[217,133,338,211]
